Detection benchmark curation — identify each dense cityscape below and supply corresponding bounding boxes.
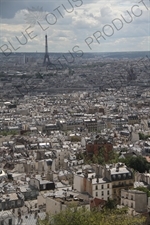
[0,0,150,224]
[0,49,150,224]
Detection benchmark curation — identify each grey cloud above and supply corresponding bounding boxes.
[0,0,58,18]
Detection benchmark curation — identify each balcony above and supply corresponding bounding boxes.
[112,183,133,188]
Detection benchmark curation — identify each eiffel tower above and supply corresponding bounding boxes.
[43,35,51,66]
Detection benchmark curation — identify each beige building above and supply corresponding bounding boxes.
[109,164,134,201]
[74,172,112,201]
[92,178,112,201]
[46,194,90,215]
[92,163,134,202]
[121,189,147,215]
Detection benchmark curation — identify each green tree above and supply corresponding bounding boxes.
[119,155,150,173]
[134,186,150,198]
[37,207,145,225]
[0,130,19,136]
[104,198,117,210]
[139,133,150,140]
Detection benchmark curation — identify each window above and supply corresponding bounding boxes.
[11,201,15,208]
[128,172,132,177]
[96,185,98,190]
[107,184,109,188]
[123,174,126,179]
[17,200,22,206]
[107,190,109,195]
[131,202,133,208]
[9,219,12,225]
[96,192,98,197]
[102,191,104,196]
[118,174,121,179]
[131,195,133,200]
[101,185,104,189]
[43,184,46,189]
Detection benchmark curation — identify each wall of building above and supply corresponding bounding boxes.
[92,182,112,201]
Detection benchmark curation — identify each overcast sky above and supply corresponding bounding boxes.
[0,0,149,53]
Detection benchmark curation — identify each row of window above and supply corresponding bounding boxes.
[122,202,134,208]
[0,200,22,210]
[95,190,110,197]
[112,173,132,179]
[122,194,134,200]
[95,184,110,190]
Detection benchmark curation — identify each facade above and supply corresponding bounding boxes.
[92,163,134,202]
[109,164,134,201]
[121,189,147,214]
[43,123,59,133]
[54,149,69,171]
[30,178,55,191]
[46,195,90,215]
[84,119,97,132]
[92,178,112,201]
[128,115,140,125]
[73,172,112,201]
[0,193,24,211]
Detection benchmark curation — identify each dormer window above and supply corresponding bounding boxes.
[113,175,116,179]
[128,172,132,177]
[118,174,121,179]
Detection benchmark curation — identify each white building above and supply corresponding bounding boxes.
[92,178,112,201]
[74,171,112,201]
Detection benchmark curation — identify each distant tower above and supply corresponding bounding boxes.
[43,35,51,66]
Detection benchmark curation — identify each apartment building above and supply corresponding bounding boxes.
[92,163,134,202]
[128,115,140,125]
[84,119,97,132]
[74,171,112,201]
[92,178,112,201]
[46,194,90,215]
[121,189,147,215]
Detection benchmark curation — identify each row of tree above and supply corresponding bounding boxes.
[119,155,150,173]
[37,207,146,225]
[0,130,19,136]
[139,133,150,140]
[76,150,150,173]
